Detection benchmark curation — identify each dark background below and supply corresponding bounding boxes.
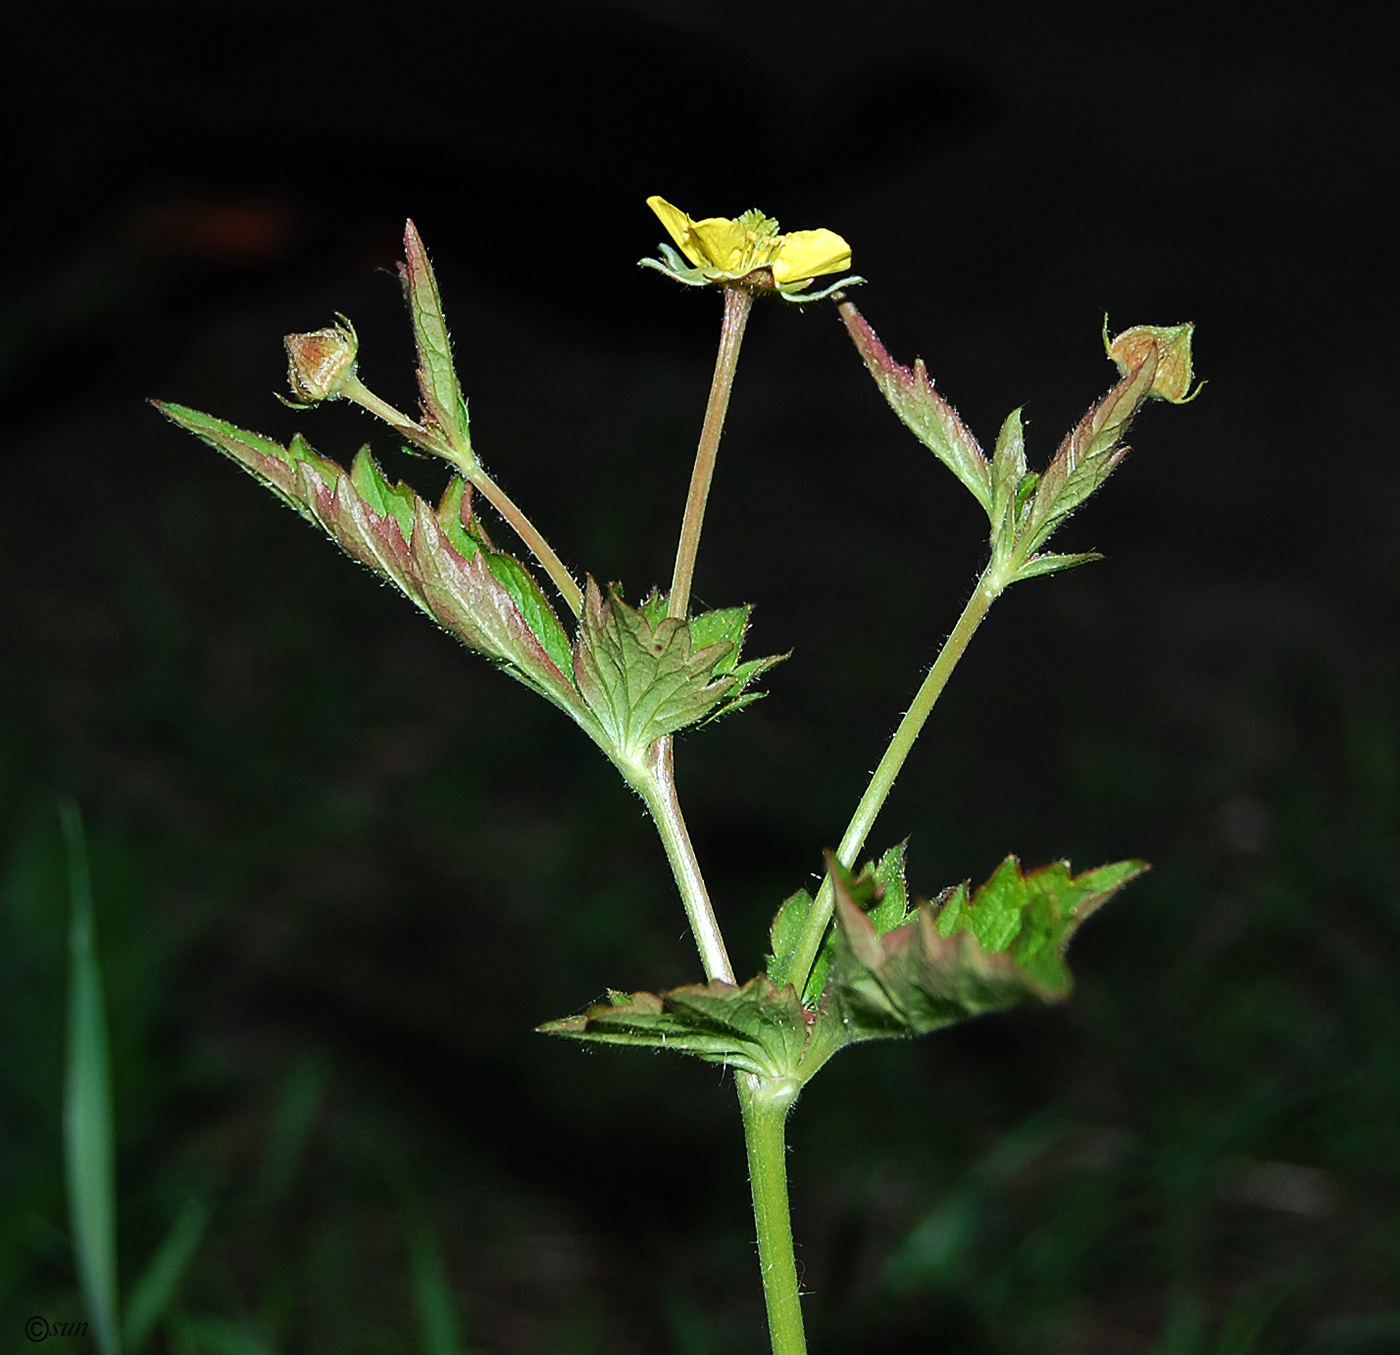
[2,2,1397,1351]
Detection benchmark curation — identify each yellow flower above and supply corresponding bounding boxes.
[642,197,857,300]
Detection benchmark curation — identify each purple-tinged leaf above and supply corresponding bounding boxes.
[401,220,472,459]
[540,975,811,1080]
[1023,347,1159,554]
[839,300,992,512]
[154,402,590,729]
[825,852,1146,1041]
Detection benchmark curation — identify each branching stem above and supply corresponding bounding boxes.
[786,561,1008,997]
[342,377,583,616]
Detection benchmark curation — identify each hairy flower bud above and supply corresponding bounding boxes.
[1106,322,1199,403]
[284,317,359,404]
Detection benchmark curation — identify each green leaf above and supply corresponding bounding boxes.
[400,220,473,461]
[61,802,123,1355]
[572,580,767,766]
[1013,551,1103,581]
[990,408,1027,541]
[827,853,1146,1042]
[767,844,911,1005]
[766,887,815,990]
[350,446,417,543]
[840,301,992,512]
[540,975,811,1080]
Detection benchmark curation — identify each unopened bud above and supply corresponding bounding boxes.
[1106,322,1199,403]
[284,316,359,404]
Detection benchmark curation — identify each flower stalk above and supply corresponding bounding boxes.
[668,285,753,620]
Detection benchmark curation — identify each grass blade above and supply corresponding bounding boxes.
[407,1221,464,1355]
[61,800,122,1355]
[122,1192,212,1353]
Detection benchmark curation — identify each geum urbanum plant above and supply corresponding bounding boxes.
[154,197,1197,1355]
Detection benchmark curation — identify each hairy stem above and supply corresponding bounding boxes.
[786,561,1008,996]
[668,285,754,620]
[739,1075,807,1355]
[637,737,735,984]
[342,377,583,616]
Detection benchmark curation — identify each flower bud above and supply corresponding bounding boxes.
[1106,322,1199,403]
[284,317,358,404]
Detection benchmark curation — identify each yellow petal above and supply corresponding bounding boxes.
[770,228,852,284]
[687,215,754,272]
[647,196,708,269]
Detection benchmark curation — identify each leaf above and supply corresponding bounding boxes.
[540,975,811,1080]
[122,1193,212,1354]
[400,220,473,461]
[766,887,815,990]
[767,843,911,1005]
[1022,348,1158,554]
[1013,551,1103,581]
[839,300,992,512]
[990,408,1028,541]
[827,853,1146,1042]
[153,403,592,733]
[61,803,122,1355]
[572,580,752,766]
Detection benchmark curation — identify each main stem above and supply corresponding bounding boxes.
[786,562,1007,996]
[668,285,754,620]
[739,1076,806,1355]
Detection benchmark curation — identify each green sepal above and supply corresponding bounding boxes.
[826,853,1146,1041]
[571,581,782,767]
[840,303,993,512]
[539,975,811,1081]
[400,219,474,464]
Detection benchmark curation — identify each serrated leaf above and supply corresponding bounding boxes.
[1013,551,1103,581]
[688,605,750,674]
[840,301,992,512]
[350,446,417,542]
[827,853,1146,1042]
[767,845,911,1006]
[155,402,591,733]
[572,580,762,765]
[540,975,811,1080]
[400,220,473,461]
[1023,349,1158,554]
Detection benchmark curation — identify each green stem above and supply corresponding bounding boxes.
[637,737,735,984]
[739,1074,806,1355]
[668,285,754,620]
[786,561,1008,997]
[342,377,583,616]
